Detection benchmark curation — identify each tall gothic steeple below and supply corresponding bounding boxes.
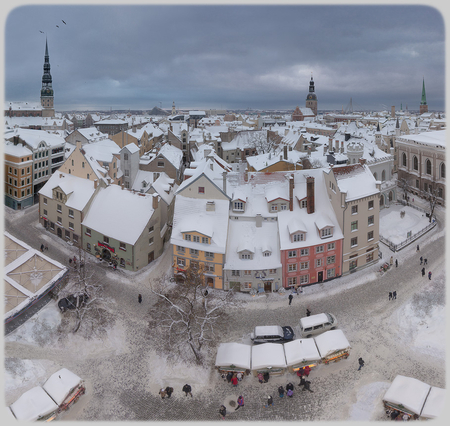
[305,73,318,116]
[40,38,55,117]
[419,77,428,114]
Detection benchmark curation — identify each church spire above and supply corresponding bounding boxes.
[40,38,54,117]
[420,77,427,105]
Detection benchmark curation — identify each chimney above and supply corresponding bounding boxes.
[283,145,288,160]
[335,140,339,151]
[340,141,344,154]
[152,194,159,210]
[359,158,366,166]
[306,176,315,214]
[255,214,262,227]
[289,174,294,211]
[391,106,395,118]
[222,171,227,194]
[94,179,98,189]
[328,137,333,151]
[244,170,248,182]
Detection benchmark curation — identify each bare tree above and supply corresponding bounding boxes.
[149,266,236,365]
[397,177,412,205]
[248,130,278,154]
[422,187,439,223]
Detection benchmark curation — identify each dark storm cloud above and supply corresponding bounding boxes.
[4,4,445,111]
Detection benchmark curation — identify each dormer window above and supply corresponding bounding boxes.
[321,227,333,238]
[233,201,245,212]
[271,204,278,212]
[293,233,305,242]
[301,199,307,209]
[241,253,251,260]
[263,251,271,257]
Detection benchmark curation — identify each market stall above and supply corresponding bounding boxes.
[383,375,431,419]
[9,386,59,421]
[43,368,85,412]
[420,386,446,419]
[251,343,287,377]
[283,338,321,373]
[314,329,351,364]
[215,342,251,375]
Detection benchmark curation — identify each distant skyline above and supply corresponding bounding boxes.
[3,3,446,112]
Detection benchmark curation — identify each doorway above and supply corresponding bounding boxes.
[318,271,323,282]
[206,277,214,287]
[264,281,272,292]
[57,227,62,238]
[148,251,154,264]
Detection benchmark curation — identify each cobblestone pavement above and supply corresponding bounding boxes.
[4,200,446,421]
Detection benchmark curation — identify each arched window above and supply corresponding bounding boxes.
[426,159,432,175]
[440,163,445,178]
[413,156,418,171]
[402,153,407,167]
[381,170,386,181]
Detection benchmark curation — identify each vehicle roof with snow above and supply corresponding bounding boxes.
[251,343,287,370]
[9,386,58,421]
[420,386,446,419]
[300,313,330,328]
[215,342,251,370]
[42,368,83,406]
[253,325,284,336]
[313,329,350,358]
[283,339,321,366]
[383,375,431,416]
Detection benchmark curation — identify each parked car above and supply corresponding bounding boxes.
[299,313,337,338]
[58,293,89,313]
[250,325,295,344]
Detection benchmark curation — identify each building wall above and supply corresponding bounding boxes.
[177,175,228,200]
[4,153,34,210]
[140,154,178,182]
[59,142,97,181]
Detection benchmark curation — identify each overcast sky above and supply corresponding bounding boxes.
[3,3,446,112]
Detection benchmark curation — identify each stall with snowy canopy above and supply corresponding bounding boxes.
[9,386,59,421]
[251,343,287,376]
[283,338,321,373]
[215,342,251,375]
[42,368,85,412]
[383,375,445,420]
[314,329,351,364]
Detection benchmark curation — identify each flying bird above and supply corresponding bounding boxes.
[56,25,59,28]
[39,30,44,33]
[62,20,66,24]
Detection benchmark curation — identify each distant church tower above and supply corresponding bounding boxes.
[419,77,428,115]
[305,73,318,116]
[40,39,55,117]
[172,101,176,116]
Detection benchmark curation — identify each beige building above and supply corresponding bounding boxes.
[324,162,381,275]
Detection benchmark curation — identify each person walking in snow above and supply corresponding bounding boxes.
[422,267,426,277]
[219,405,227,419]
[395,259,398,268]
[288,293,293,305]
[264,395,274,408]
[159,388,167,399]
[278,385,285,398]
[417,244,420,252]
[138,294,142,303]
[428,271,432,280]
[231,375,238,387]
[357,357,365,371]
[299,377,313,392]
[182,384,192,397]
[235,395,244,410]
[287,387,294,398]
[263,371,270,383]
[226,372,233,383]
[165,386,173,398]
[389,292,392,301]
[393,291,397,300]
[286,382,294,393]
[306,308,311,317]
[424,258,428,265]
[420,256,423,265]
[40,243,44,252]
[303,365,311,377]
[258,372,264,384]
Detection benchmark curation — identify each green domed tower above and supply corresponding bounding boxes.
[40,39,55,117]
[305,73,317,116]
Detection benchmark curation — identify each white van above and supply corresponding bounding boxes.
[299,313,337,338]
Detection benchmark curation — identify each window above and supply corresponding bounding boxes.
[327,242,335,251]
[288,263,297,272]
[300,261,309,270]
[149,237,154,245]
[71,159,74,166]
[57,204,62,213]
[50,222,54,230]
[87,243,91,252]
[426,159,432,175]
[85,228,91,236]
[349,255,358,271]
[288,250,297,258]
[368,231,374,241]
[271,204,278,212]
[185,234,191,241]
[263,251,271,257]
[315,258,323,268]
[327,268,335,279]
[68,209,74,218]
[351,237,358,247]
[124,170,130,177]
[368,215,374,226]
[293,233,304,242]
[416,179,420,189]
[233,201,244,211]
[149,226,154,233]
[327,255,336,265]
[198,187,205,194]
[57,216,62,224]
[202,237,209,244]
[368,200,374,210]
[231,270,240,276]
[299,275,309,284]
[44,198,48,205]
[193,235,200,243]
[244,270,252,275]
[205,263,214,272]
[124,153,129,161]
[243,282,252,289]
[280,204,287,210]
[288,277,297,287]
[402,153,407,167]
[103,236,109,244]
[177,257,186,267]
[177,246,185,253]
[82,161,85,168]
[413,156,418,171]
[69,222,74,230]
[205,251,214,259]
[366,248,374,263]
[321,228,332,238]
[65,229,70,239]
[269,269,277,274]
[300,248,309,256]
[241,253,251,259]
[351,205,358,215]
[120,242,126,251]
[87,174,90,179]
[301,199,307,209]
[440,163,445,178]
[315,245,324,254]
[351,221,358,231]
[157,161,164,167]
[43,209,48,216]
[190,248,199,255]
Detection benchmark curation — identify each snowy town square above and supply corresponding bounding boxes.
[3,196,445,422]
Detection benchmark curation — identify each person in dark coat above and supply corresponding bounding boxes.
[417,244,420,252]
[227,371,233,383]
[182,384,192,397]
[263,371,270,383]
[428,271,432,280]
[393,291,397,300]
[358,357,365,371]
[288,293,293,305]
[286,382,294,392]
[165,386,173,398]
[424,258,428,265]
[235,395,244,410]
[395,259,398,268]
[420,256,423,265]
[219,405,227,419]
[422,267,426,277]
[306,308,311,317]
[40,244,44,252]
[299,377,313,392]
[278,385,285,398]
[265,395,274,408]
[138,294,142,303]
[389,292,392,300]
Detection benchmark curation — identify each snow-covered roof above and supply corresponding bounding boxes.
[83,139,121,164]
[159,143,183,168]
[122,142,140,154]
[283,339,321,366]
[171,196,229,254]
[314,330,351,358]
[72,127,108,142]
[300,313,330,329]
[82,185,155,245]
[420,386,446,419]
[150,172,176,205]
[251,343,287,370]
[9,386,58,421]
[5,100,42,110]
[246,149,306,171]
[265,185,289,202]
[3,140,33,157]
[215,342,251,370]
[396,130,446,148]
[42,368,82,406]
[332,163,379,202]
[4,127,65,149]
[383,375,431,416]
[38,172,96,211]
